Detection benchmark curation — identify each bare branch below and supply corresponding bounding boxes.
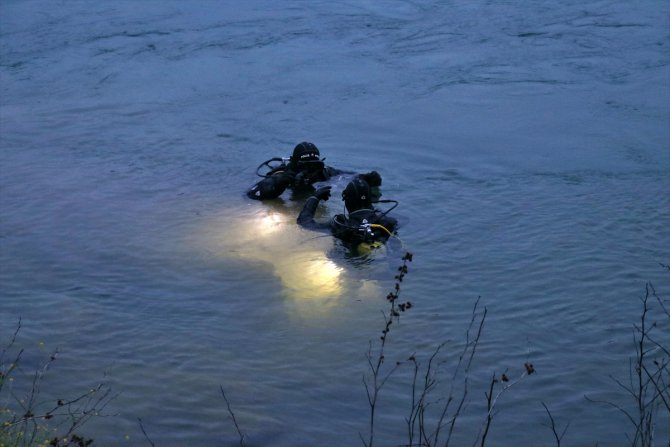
[220,386,247,447]
[541,402,570,446]
[138,418,156,447]
[441,300,487,447]
[584,395,637,430]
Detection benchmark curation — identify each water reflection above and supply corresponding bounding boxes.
[197,204,353,307]
[257,212,284,237]
[275,251,344,300]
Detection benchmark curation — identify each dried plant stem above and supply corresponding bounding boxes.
[138,417,156,447]
[475,365,532,447]
[402,298,488,447]
[441,298,487,447]
[1,320,116,447]
[221,386,247,447]
[541,402,570,447]
[585,279,669,447]
[361,252,413,447]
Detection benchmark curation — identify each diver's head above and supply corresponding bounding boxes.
[289,142,323,172]
[361,171,382,202]
[342,176,372,213]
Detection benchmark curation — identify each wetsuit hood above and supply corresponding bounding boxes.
[289,142,322,172]
[342,177,372,213]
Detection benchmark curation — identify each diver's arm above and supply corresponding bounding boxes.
[297,187,332,230]
[324,166,355,177]
[297,196,320,227]
[246,172,293,200]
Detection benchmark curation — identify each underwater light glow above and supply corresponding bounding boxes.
[276,252,344,300]
[195,208,348,305]
[257,212,284,237]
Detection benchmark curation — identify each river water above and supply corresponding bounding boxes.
[1,1,669,446]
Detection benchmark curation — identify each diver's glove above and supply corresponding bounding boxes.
[293,171,312,188]
[294,162,326,188]
[361,171,382,187]
[313,185,332,201]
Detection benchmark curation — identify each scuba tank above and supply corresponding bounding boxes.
[255,157,291,178]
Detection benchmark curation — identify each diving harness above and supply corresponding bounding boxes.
[331,199,399,253]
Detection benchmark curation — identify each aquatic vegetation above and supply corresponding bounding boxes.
[0,320,113,447]
[2,260,668,446]
[215,254,667,446]
[358,257,669,447]
[586,279,670,447]
[361,252,415,447]
[360,252,535,447]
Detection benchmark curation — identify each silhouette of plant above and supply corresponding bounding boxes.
[586,277,670,447]
[360,252,413,447]
[220,386,247,447]
[360,253,535,447]
[0,319,115,447]
[541,402,570,447]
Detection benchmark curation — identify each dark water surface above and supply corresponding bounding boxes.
[2,1,669,446]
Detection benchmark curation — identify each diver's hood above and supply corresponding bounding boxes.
[342,177,372,213]
[289,142,323,171]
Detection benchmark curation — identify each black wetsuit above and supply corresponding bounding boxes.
[297,196,398,247]
[246,164,346,201]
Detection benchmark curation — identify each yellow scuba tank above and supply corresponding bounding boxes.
[357,241,384,255]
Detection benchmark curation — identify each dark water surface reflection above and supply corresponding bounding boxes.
[1,1,669,446]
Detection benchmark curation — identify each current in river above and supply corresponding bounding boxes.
[1,1,669,446]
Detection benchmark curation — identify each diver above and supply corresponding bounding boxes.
[247,141,350,200]
[297,174,398,254]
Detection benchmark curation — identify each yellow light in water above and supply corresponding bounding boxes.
[193,207,350,310]
[257,212,284,237]
[276,252,344,301]
[304,257,343,294]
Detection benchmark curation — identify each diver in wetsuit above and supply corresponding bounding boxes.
[247,142,348,200]
[297,175,398,253]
